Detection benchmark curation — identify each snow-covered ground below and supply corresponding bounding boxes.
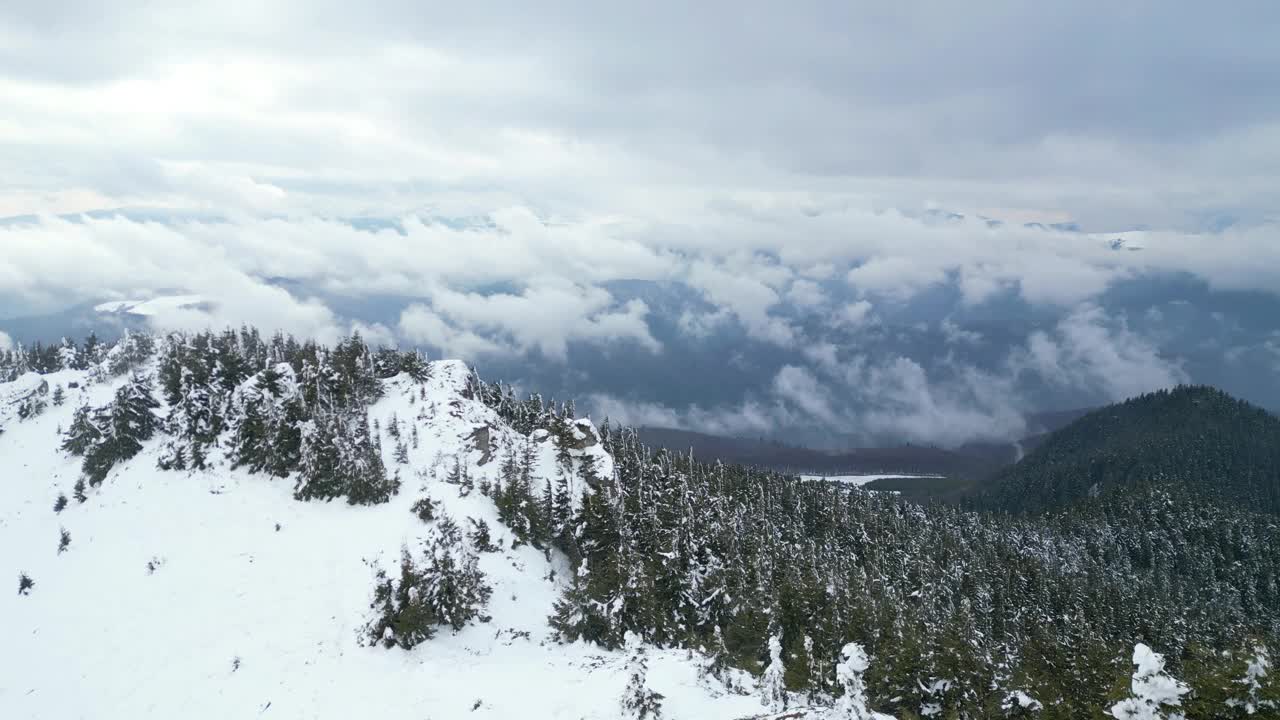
[799,474,943,487]
[0,361,774,719]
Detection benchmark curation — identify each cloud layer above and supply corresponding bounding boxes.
[3,2,1278,444]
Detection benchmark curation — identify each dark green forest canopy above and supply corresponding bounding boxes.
[977,385,1280,516]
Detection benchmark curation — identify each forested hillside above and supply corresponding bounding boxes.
[2,333,1277,719]
[978,385,1280,516]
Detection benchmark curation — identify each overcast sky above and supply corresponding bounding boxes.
[3,2,1278,445]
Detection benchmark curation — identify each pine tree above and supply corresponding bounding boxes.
[832,643,875,720]
[231,399,271,473]
[296,413,344,501]
[61,404,101,456]
[1234,646,1277,716]
[51,385,65,406]
[53,493,68,513]
[18,572,33,595]
[366,547,437,650]
[760,633,789,711]
[345,411,398,505]
[369,515,493,647]
[82,374,160,486]
[412,495,438,523]
[58,527,71,554]
[468,518,498,553]
[266,398,305,478]
[620,632,664,719]
[258,363,284,398]
[73,478,87,503]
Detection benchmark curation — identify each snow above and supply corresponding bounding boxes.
[94,295,207,316]
[0,359,765,719]
[1110,643,1189,720]
[799,474,942,487]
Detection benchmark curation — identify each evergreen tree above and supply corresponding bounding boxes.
[18,572,33,595]
[412,495,438,523]
[82,374,160,486]
[366,517,492,648]
[230,399,270,472]
[53,493,68,513]
[58,528,71,554]
[760,633,789,711]
[832,643,876,720]
[620,632,664,719]
[468,518,498,553]
[61,404,101,456]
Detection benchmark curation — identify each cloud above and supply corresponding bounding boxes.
[0,331,12,351]
[1012,304,1188,401]
[839,300,874,328]
[398,304,507,358]
[785,278,826,308]
[771,365,840,425]
[685,257,795,345]
[586,393,779,437]
[425,282,660,360]
[592,301,1193,448]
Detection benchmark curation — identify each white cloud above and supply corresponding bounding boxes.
[1012,304,1188,401]
[786,278,826,308]
[839,300,874,328]
[685,258,795,345]
[847,255,947,301]
[425,282,659,361]
[586,393,779,437]
[772,365,840,425]
[398,304,508,359]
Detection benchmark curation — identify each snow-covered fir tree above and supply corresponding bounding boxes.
[365,514,491,648]
[621,631,664,719]
[1110,644,1189,720]
[759,632,788,711]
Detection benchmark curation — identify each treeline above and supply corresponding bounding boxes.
[474,377,1280,718]
[26,328,427,506]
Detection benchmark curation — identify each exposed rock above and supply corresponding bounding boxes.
[467,425,493,465]
[566,419,599,450]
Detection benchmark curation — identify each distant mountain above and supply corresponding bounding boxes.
[637,407,1090,485]
[978,385,1280,514]
[0,294,207,346]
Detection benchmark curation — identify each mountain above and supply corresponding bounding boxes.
[0,293,206,346]
[637,426,1014,477]
[978,385,1280,515]
[2,334,1277,719]
[0,341,770,719]
[637,407,1091,501]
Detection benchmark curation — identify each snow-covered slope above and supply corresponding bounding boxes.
[798,474,942,487]
[0,360,769,719]
[94,295,208,316]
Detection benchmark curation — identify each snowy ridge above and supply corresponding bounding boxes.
[798,474,942,487]
[94,294,208,316]
[0,358,782,719]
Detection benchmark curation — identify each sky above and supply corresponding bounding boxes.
[2,2,1279,447]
